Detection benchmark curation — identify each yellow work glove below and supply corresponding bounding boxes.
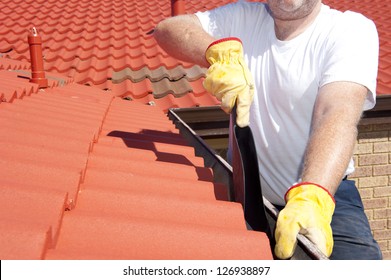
[203,37,254,127]
[274,183,336,259]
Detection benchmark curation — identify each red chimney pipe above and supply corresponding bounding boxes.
[171,0,185,16]
[28,27,48,88]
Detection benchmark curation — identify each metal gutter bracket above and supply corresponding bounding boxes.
[28,27,48,89]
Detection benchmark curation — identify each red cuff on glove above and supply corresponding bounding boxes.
[206,37,242,50]
[285,182,336,204]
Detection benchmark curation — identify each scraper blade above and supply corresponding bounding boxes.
[231,107,271,235]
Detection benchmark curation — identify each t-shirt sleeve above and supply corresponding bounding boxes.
[195,2,266,40]
[195,3,239,39]
[320,12,379,110]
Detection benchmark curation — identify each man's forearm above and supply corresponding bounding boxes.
[153,14,215,67]
[300,110,358,194]
[300,82,367,194]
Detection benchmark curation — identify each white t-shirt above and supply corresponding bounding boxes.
[196,2,379,205]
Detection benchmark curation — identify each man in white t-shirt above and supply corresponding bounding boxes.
[154,0,382,259]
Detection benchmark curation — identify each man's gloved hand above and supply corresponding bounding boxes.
[274,183,336,259]
[203,37,254,127]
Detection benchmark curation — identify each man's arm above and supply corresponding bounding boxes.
[300,81,368,194]
[153,14,215,67]
[154,14,254,127]
[274,81,368,259]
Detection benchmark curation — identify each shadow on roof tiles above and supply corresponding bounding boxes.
[107,129,189,146]
[107,130,195,164]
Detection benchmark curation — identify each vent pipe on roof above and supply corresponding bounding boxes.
[171,0,185,16]
[28,27,48,88]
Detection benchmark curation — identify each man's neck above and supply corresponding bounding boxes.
[273,2,322,41]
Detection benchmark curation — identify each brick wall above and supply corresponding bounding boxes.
[349,117,391,260]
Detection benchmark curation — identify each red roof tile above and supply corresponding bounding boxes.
[0,57,30,70]
[1,0,390,261]
[1,0,389,111]
[323,0,391,94]
[43,97,271,260]
[0,67,272,259]
[0,0,211,108]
